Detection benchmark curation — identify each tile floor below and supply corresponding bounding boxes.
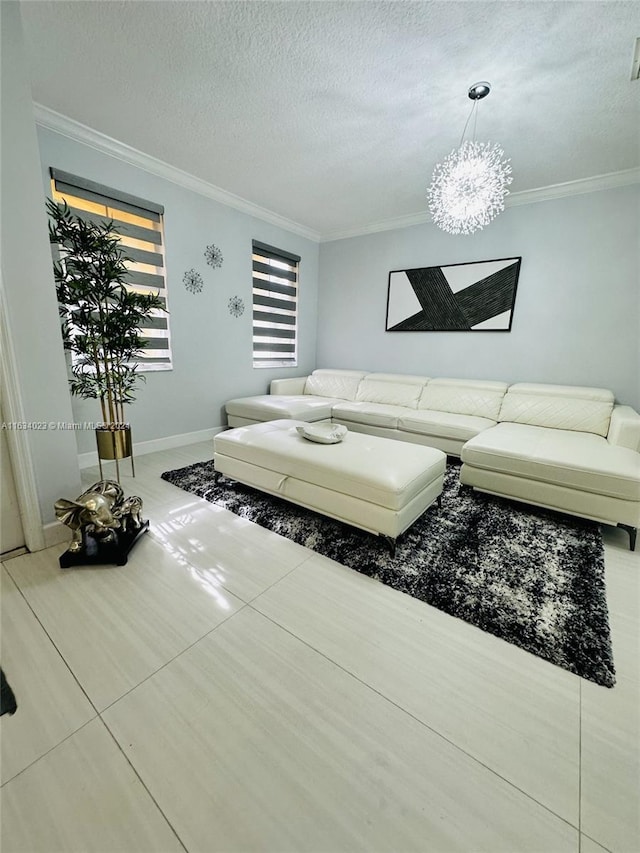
[1,442,638,853]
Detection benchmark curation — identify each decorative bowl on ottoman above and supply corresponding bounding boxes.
[296,423,347,444]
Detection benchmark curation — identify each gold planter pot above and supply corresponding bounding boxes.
[96,426,134,480]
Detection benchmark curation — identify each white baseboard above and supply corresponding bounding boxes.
[77,427,224,469]
[43,520,71,549]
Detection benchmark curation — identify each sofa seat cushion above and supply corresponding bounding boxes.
[462,423,640,502]
[226,394,339,423]
[331,401,411,429]
[399,410,497,442]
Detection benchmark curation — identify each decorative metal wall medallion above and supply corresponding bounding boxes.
[228,296,245,317]
[183,269,204,294]
[204,244,224,268]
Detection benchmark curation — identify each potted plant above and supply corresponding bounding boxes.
[47,199,164,478]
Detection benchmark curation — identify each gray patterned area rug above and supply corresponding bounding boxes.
[161,459,615,687]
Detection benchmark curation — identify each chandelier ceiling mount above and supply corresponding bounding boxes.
[468,81,491,100]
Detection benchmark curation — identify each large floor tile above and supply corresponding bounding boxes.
[4,535,244,710]
[103,607,578,853]
[151,499,310,601]
[0,566,96,784]
[252,553,582,825]
[580,835,613,853]
[581,675,640,852]
[1,718,183,853]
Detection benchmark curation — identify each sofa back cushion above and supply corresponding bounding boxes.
[356,373,429,408]
[304,369,367,401]
[498,383,614,436]
[418,378,508,420]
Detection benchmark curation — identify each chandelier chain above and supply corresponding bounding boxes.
[458,100,477,148]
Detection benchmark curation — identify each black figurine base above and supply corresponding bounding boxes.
[59,520,149,568]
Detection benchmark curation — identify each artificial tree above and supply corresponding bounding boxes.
[47,199,164,472]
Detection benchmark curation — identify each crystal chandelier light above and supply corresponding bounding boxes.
[427,82,512,235]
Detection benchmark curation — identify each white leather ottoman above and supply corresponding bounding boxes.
[214,420,446,550]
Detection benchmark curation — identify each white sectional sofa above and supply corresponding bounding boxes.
[226,370,508,456]
[225,369,640,549]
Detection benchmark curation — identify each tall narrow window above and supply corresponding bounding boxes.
[252,240,300,368]
[50,168,172,371]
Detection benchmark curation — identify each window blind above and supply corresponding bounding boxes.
[252,240,300,368]
[49,168,172,371]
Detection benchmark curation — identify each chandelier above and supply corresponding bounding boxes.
[427,82,512,235]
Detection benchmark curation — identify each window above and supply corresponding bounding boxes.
[50,168,172,371]
[252,240,300,368]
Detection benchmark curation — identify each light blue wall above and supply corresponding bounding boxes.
[317,186,640,409]
[36,127,320,452]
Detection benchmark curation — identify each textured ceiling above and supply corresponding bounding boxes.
[20,1,640,237]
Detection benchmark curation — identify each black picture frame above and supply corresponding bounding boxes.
[385,256,522,332]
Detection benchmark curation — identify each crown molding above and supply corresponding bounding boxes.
[320,212,433,243]
[504,167,640,208]
[319,167,640,242]
[34,105,638,245]
[33,104,322,243]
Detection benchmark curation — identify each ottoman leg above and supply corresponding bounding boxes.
[617,523,637,552]
[381,535,397,557]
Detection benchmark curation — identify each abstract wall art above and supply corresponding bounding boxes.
[385,257,521,332]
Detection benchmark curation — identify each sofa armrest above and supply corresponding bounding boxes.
[270,376,309,395]
[607,405,640,452]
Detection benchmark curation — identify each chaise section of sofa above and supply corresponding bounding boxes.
[225,369,366,427]
[460,383,640,549]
